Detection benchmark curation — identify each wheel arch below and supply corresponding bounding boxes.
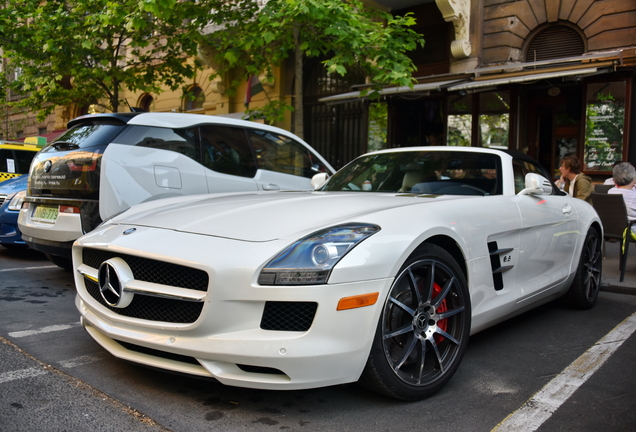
[575,220,603,271]
[415,235,468,282]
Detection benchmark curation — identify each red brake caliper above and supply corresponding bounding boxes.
[433,282,448,344]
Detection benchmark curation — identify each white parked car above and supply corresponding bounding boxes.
[73,147,602,400]
[19,112,334,269]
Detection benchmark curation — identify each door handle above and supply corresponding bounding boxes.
[262,183,280,191]
[562,204,572,215]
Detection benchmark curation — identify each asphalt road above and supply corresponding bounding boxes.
[1,247,635,432]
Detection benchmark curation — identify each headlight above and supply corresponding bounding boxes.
[8,191,26,211]
[258,223,380,285]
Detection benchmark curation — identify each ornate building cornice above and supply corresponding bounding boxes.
[435,0,471,59]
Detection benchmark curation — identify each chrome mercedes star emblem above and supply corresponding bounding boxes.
[43,160,52,173]
[98,262,122,306]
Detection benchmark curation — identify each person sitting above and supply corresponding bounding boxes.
[556,155,592,204]
[604,161,623,185]
[608,162,636,239]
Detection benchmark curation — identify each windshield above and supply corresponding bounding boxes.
[321,150,502,196]
[41,122,127,152]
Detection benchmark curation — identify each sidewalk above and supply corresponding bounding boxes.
[600,239,636,296]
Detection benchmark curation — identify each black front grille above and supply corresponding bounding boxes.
[85,279,204,323]
[260,302,317,331]
[115,339,201,366]
[82,247,209,291]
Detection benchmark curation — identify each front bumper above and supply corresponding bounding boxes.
[73,224,393,390]
[0,209,25,246]
[77,277,389,390]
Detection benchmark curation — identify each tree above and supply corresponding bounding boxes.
[0,0,423,134]
[0,63,26,139]
[0,0,226,116]
[194,0,424,137]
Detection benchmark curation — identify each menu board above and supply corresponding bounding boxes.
[584,81,626,171]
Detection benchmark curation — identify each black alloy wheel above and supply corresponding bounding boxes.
[564,227,602,309]
[361,244,471,400]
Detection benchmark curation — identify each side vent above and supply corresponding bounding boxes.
[487,241,514,291]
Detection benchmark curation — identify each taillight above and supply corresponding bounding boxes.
[67,159,97,171]
[59,205,80,214]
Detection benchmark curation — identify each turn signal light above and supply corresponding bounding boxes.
[337,292,379,311]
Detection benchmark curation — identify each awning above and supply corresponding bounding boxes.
[446,67,604,91]
[317,62,614,103]
[319,79,465,103]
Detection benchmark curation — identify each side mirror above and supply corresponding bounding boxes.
[518,173,552,196]
[311,172,329,190]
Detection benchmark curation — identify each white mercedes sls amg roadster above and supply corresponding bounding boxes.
[73,147,602,400]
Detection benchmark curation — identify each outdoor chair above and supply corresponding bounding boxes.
[590,191,636,282]
[594,184,613,194]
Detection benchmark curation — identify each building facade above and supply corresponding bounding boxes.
[318,0,635,178]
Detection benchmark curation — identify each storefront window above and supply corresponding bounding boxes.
[584,81,626,171]
[447,93,472,146]
[479,91,510,149]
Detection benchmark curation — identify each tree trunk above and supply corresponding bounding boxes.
[112,81,119,113]
[293,24,303,139]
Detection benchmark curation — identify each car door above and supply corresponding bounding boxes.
[511,159,579,302]
[199,125,259,193]
[246,129,330,191]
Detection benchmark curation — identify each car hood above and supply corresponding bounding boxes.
[0,174,27,194]
[113,191,467,242]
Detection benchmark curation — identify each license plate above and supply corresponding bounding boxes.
[32,205,59,222]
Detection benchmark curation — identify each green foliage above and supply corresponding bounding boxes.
[200,0,425,117]
[245,100,294,124]
[0,0,226,117]
[0,0,424,124]
[0,67,27,139]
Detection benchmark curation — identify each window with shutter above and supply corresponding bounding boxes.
[525,25,586,65]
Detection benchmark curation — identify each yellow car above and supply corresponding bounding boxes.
[0,140,42,183]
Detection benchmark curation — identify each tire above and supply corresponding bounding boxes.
[45,253,73,271]
[563,227,602,309]
[360,244,471,400]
